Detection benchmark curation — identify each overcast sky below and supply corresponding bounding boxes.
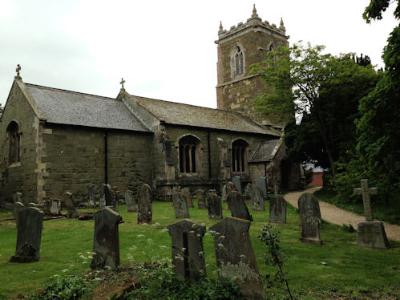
[0,0,397,108]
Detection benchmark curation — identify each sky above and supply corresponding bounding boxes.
[0,0,397,108]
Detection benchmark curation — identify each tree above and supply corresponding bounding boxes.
[252,44,379,182]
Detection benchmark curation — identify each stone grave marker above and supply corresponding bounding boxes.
[251,185,265,211]
[194,189,207,209]
[206,189,223,219]
[172,187,190,219]
[167,219,206,280]
[10,205,44,263]
[103,184,116,208]
[125,189,137,212]
[91,207,123,270]
[269,193,287,224]
[87,184,96,207]
[244,183,254,201]
[210,217,262,299]
[232,176,242,194]
[227,191,252,221]
[181,187,194,208]
[298,193,322,244]
[137,184,152,224]
[255,176,267,198]
[222,181,236,202]
[354,179,389,249]
[14,201,24,225]
[50,199,62,215]
[64,192,79,218]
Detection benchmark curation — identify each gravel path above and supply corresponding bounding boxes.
[284,188,400,242]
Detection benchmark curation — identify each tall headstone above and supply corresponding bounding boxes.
[244,183,254,201]
[255,177,267,198]
[207,189,223,219]
[91,207,123,270]
[87,184,96,207]
[125,190,137,212]
[181,187,194,208]
[172,187,190,219]
[167,219,206,281]
[251,185,265,211]
[10,206,44,263]
[64,192,79,218]
[354,180,389,249]
[298,193,322,244]
[194,189,207,209]
[269,194,287,224]
[222,181,236,202]
[210,217,262,299]
[137,184,152,224]
[50,199,62,215]
[103,184,116,208]
[227,191,252,221]
[232,176,242,194]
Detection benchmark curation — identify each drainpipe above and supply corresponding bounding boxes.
[104,131,108,184]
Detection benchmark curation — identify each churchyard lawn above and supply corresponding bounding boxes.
[0,200,400,299]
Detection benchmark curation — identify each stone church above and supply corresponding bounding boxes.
[0,7,298,205]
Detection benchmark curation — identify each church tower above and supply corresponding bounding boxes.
[216,5,288,126]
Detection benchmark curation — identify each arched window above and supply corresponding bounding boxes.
[233,46,244,77]
[232,139,248,173]
[179,135,200,174]
[7,121,20,164]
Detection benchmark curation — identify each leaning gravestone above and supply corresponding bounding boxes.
[10,205,44,262]
[91,207,123,270]
[64,192,79,218]
[137,184,152,224]
[298,193,322,244]
[227,191,252,221]
[354,179,389,249]
[255,177,267,198]
[167,219,206,281]
[232,176,242,194]
[207,189,223,219]
[194,189,207,209]
[172,187,190,219]
[251,185,265,211]
[210,217,263,299]
[269,194,287,224]
[50,199,62,215]
[125,190,137,212]
[87,184,96,207]
[181,187,194,208]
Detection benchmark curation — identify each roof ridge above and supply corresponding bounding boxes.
[25,82,115,101]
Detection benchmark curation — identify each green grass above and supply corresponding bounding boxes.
[0,201,400,299]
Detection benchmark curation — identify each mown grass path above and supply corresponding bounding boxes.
[285,188,400,242]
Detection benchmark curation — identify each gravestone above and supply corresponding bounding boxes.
[222,181,236,202]
[194,189,207,209]
[172,187,190,219]
[137,184,152,224]
[298,193,322,244]
[50,199,62,215]
[210,217,262,299]
[103,184,116,208]
[251,185,265,211]
[99,193,106,209]
[167,219,206,280]
[232,176,242,194]
[207,189,223,219]
[10,205,44,262]
[87,184,96,207]
[91,207,123,270]
[244,183,254,201]
[255,176,267,198]
[14,202,24,225]
[227,191,252,221]
[64,192,79,218]
[125,190,137,212]
[354,179,390,249]
[181,187,194,208]
[269,194,287,224]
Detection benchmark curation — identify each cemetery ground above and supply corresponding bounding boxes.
[0,199,400,299]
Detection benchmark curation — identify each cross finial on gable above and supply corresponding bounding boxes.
[353,179,377,221]
[120,78,125,90]
[15,64,22,80]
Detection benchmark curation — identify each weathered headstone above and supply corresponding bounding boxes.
[172,187,190,219]
[99,193,106,209]
[210,217,262,299]
[354,179,389,249]
[103,184,116,208]
[232,176,242,194]
[194,189,207,209]
[137,184,152,224]
[181,187,194,208]
[167,219,206,281]
[244,183,254,201]
[227,191,252,221]
[14,201,24,225]
[207,189,223,219]
[222,181,236,202]
[87,184,96,207]
[251,185,265,211]
[125,190,137,212]
[50,199,62,215]
[269,194,287,224]
[255,176,267,198]
[10,205,44,263]
[64,192,79,218]
[91,207,123,270]
[298,193,322,244]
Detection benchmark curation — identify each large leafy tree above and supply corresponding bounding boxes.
[252,44,379,181]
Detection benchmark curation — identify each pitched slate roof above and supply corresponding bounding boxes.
[249,139,281,163]
[25,83,150,132]
[128,94,280,136]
